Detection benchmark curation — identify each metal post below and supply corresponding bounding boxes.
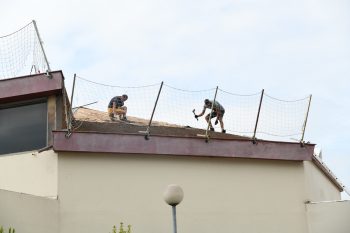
[62,86,72,138]
[205,86,219,143]
[300,94,312,145]
[32,20,51,75]
[252,89,264,143]
[145,81,164,140]
[70,74,77,109]
[172,206,177,233]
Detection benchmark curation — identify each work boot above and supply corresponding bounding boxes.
[109,113,116,121]
[210,127,215,131]
[222,129,226,133]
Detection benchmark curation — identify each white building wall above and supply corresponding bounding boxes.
[57,152,310,233]
[0,189,59,233]
[303,161,341,202]
[307,200,350,233]
[0,150,58,198]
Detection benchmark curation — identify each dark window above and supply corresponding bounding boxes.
[0,101,47,155]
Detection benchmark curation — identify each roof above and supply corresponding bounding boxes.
[52,107,315,161]
[0,71,315,162]
[72,107,249,140]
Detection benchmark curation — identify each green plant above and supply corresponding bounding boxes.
[110,222,131,233]
[0,226,15,233]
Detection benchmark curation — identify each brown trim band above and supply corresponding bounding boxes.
[0,71,64,104]
[53,131,314,161]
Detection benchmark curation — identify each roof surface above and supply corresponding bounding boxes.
[73,107,250,140]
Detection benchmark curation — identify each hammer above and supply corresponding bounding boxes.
[192,109,198,121]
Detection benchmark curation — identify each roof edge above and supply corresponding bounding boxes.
[0,70,64,82]
[312,155,346,192]
[52,131,314,161]
[0,70,64,104]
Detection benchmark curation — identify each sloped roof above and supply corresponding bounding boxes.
[72,107,250,140]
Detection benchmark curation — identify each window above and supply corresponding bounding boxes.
[0,100,47,155]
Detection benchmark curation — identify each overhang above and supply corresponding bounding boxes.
[0,71,64,104]
[52,131,314,161]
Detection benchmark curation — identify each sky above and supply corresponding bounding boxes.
[0,0,349,198]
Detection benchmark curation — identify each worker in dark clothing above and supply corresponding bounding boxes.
[194,99,226,133]
[108,94,128,121]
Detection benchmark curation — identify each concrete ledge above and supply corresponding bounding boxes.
[53,131,314,161]
[0,71,63,104]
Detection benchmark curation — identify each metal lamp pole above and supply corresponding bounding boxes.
[163,184,184,233]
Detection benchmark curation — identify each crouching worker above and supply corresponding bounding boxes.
[195,99,226,133]
[108,94,128,121]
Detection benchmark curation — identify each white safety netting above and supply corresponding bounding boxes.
[0,21,49,79]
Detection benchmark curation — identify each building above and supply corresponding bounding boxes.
[0,71,349,233]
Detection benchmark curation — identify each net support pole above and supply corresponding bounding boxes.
[32,20,51,76]
[205,86,219,143]
[145,81,164,140]
[300,94,312,145]
[70,74,77,109]
[252,89,264,144]
[62,86,72,138]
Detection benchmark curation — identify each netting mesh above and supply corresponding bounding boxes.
[71,75,311,141]
[256,93,310,139]
[0,21,49,79]
[72,76,161,120]
[154,84,216,129]
[216,89,262,137]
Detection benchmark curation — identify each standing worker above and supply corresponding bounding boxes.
[108,94,128,121]
[194,99,226,133]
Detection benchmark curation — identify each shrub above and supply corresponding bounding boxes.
[0,226,15,233]
[110,222,131,233]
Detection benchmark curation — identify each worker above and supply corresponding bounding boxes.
[108,94,128,121]
[194,99,226,133]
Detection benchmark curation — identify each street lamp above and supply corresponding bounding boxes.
[163,184,184,233]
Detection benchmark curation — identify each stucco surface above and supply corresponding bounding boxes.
[303,161,341,202]
[57,152,309,233]
[0,150,58,197]
[307,201,350,233]
[0,189,58,233]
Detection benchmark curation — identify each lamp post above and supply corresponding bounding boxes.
[163,184,184,233]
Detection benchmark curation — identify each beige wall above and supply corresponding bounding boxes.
[303,161,341,202]
[57,152,310,233]
[0,189,58,233]
[307,201,350,233]
[0,150,58,198]
[1,151,344,233]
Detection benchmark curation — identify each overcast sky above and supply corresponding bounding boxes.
[1,0,349,198]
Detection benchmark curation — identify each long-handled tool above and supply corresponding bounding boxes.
[192,109,198,121]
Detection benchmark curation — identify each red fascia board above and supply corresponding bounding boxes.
[0,71,64,104]
[52,131,314,161]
